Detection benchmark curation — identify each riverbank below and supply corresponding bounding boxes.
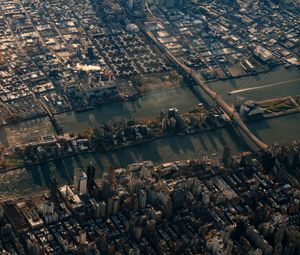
[0,104,228,172]
[0,113,48,128]
[1,66,298,148]
[1,93,300,173]
[0,122,231,174]
[0,66,274,129]
[1,112,300,201]
[205,65,271,84]
[0,101,299,174]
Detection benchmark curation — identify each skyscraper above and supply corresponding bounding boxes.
[102,179,112,201]
[128,0,134,9]
[74,169,88,195]
[50,177,58,202]
[139,189,147,209]
[128,0,146,13]
[86,161,96,192]
[222,145,232,167]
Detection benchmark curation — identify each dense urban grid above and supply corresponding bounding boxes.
[1,143,300,254]
[0,0,299,125]
[0,0,299,254]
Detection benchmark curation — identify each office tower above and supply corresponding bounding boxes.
[74,168,88,195]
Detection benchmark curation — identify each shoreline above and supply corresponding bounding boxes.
[0,122,230,174]
[1,65,297,129]
[1,97,300,174]
[205,67,271,84]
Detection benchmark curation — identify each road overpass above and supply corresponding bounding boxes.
[140,24,269,150]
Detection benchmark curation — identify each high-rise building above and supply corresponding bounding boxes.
[128,0,134,9]
[74,169,88,195]
[98,230,107,253]
[50,177,58,201]
[107,167,116,185]
[139,189,147,209]
[42,198,58,224]
[112,196,120,214]
[171,188,186,209]
[99,201,106,217]
[134,226,143,241]
[27,238,43,255]
[0,204,3,220]
[141,0,146,11]
[102,179,112,201]
[86,161,96,192]
[129,248,140,255]
[107,198,113,216]
[165,0,175,8]
[42,199,54,216]
[77,230,87,245]
[222,145,232,167]
[129,0,146,13]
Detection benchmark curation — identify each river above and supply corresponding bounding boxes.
[0,67,299,200]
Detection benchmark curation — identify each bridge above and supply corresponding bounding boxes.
[140,24,269,150]
[37,98,63,135]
